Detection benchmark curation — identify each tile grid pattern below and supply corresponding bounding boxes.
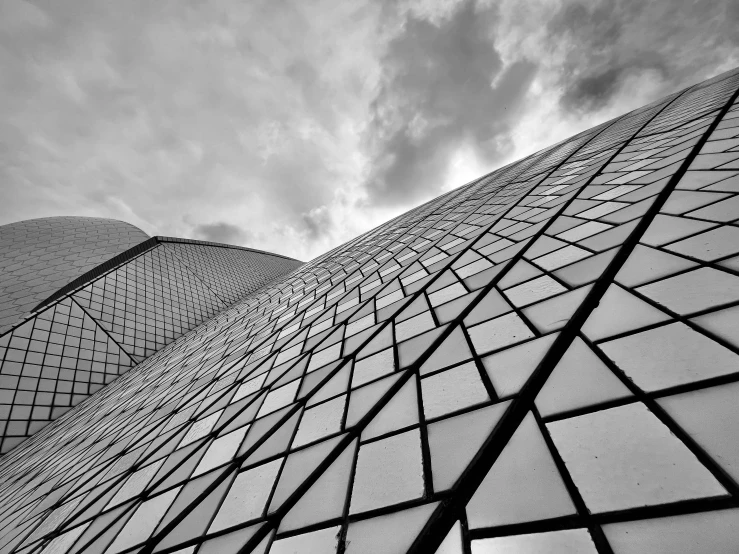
[158,241,302,307]
[0,218,149,336]
[71,244,229,360]
[0,241,302,454]
[0,298,136,454]
[0,68,737,554]
[412,66,739,554]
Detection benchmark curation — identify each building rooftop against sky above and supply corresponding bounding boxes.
[0,66,739,553]
[0,226,302,453]
[0,217,149,336]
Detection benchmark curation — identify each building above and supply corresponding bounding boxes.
[0,223,302,452]
[0,67,738,553]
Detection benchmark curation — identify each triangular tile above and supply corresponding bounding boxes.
[637,267,739,315]
[600,322,739,392]
[463,289,511,327]
[155,476,231,551]
[198,523,262,554]
[547,403,726,513]
[420,326,473,376]
[307,363,351,406]
[691,305,739,349]
[279,440,356,532]
[616,244,697,287]
[434,521,463,554]
[344,502,438,554]
[346,373,403,428]
[582,284,670,341]
[481,334,558,397]
[604,508,739,553]
[498,260,543,289]
[269,435,344,512]
[536,337,631,417]
[362,376,419,441]
[398,325,447,368]
[641,214,716,246]
[427,402,509,491]
[467,412,576,528]
[244,409,302,465]
[659,381,739,483]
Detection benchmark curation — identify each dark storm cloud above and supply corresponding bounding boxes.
[560,59,670,113]
[300,206,332,241]
[193,222,252,245]
[549,0,739,114]
[363,0,537,207]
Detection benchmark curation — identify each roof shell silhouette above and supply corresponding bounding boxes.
[0,216,149,334]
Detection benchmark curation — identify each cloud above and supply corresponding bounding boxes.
[362,0,537,207]
[0,0,738,264]
[0,0,384,261]
[547,0,739,114]
[193,222,252,245]
[560,63,667,114]
[300,206,333,241]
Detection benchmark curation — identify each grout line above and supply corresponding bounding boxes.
[406,79,713,554]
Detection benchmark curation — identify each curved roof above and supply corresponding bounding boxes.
[0,216,149,334]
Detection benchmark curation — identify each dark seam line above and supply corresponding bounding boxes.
[465,494,739,539]
[155,237,303,263]
[27,93,642,553]
[7,192,554,546]
[461,323,500,404]
[232,193,500,358]
[229,183,524,376]
[70,298,139,368]
[159,243,232,308]
[236,103,644,554]
[32,238,161,313]
[541,355,739,425]
[431,77,739,553]
[625,285,739,355]
[14,77,739,552]
[581,331,739,496]
[460,512,473,554]
[406,80,712,554]
[533,407,615,554]
[0,297,133,454]
[162,242,303,308]
[32,236,300,315]
[189,116,627,554]
[126,164,553,554]
[0,298,149,457]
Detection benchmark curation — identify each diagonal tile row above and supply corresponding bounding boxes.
[0,68,737,554]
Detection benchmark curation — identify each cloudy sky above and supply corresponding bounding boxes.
[1,0,738,261]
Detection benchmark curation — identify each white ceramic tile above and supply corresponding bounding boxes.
[468,313,535,355]
[209,459,282,532]
[269,526,341,554]
[600,322,739,391]
[350,429,424,514]
[421,362,489,419]
[467,413,576,528]
[471,529,597,554]
[659,381,739,483]
[604,508,739,554]
[345,503,438,554]
[292,395,345,448]
[547,403,726,513]
[503,276,567,308]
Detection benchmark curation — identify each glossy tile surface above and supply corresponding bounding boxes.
[0,67,738,554]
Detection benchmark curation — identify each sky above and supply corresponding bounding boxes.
[1,0,738,262]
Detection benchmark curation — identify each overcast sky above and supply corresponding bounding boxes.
[1,0,738,261]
